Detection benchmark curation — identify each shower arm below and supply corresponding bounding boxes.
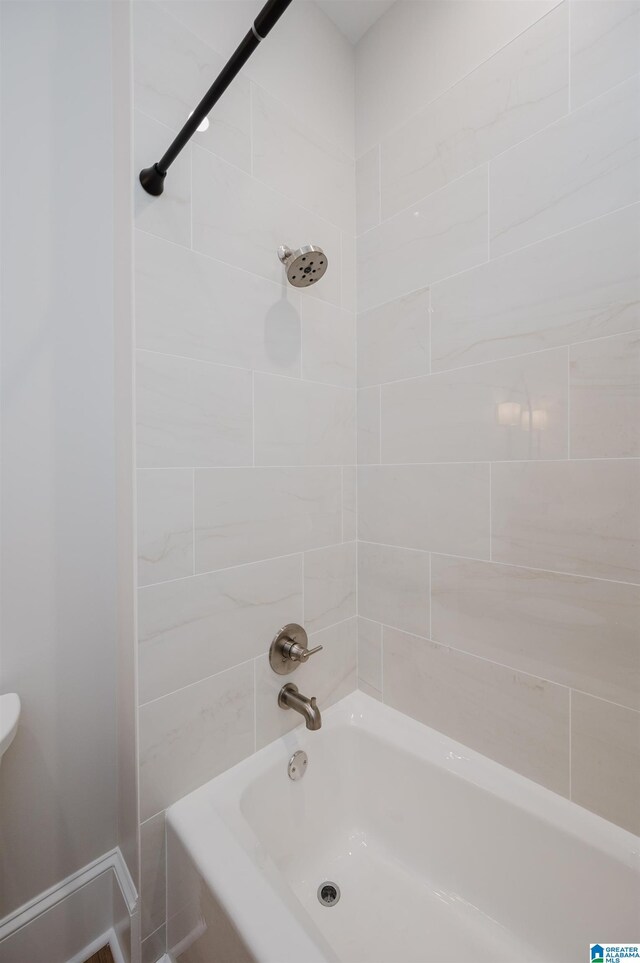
[139,0,294,196]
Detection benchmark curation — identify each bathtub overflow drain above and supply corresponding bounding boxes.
[317,882,340,907]
[287,750,308,780]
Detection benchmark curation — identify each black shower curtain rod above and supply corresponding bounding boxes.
[139,0,294,196]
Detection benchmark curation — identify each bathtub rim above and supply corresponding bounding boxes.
[166,689,640,963]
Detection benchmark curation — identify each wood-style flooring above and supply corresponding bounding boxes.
[84,946,114,963]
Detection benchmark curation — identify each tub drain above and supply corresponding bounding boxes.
[317,881,340,907]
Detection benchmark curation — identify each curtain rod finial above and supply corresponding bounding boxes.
[139,164,166,196]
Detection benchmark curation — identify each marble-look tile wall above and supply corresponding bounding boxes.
[132,3,356,957]
[355,0,640,834]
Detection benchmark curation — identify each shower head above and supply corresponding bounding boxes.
[278,244,328,288]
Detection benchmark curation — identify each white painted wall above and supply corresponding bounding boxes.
[0,0,138,950]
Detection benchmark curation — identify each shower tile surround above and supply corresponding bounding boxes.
[132,1,640,959]
[133,2,356,955]
[355,0,640,844]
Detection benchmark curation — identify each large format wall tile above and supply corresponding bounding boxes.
[490,75,640,256]
[431,555,640,711]
[357,387,380,464]
[191,146,342,306]
[431,205,640,370]
[195,467,342,571]
[136,351,252,468]
[252,85,355,234]
[356,0,563,156]
[356,147,380,235]
[381,348,568,463]
[133,1,250,172]
[571,692,640,835]
[383,627,570,795]
[358,464,490,558]
[161,0,355,158]
[381,4,568,219]
[134,111,191,248]
[357,617,382,696]
[304,542,356,634]
[357,289,429,387]
[255,617,357,748]
[342,467,357,541]
[301,298,356,388]
[138,555,303,704]
[358,542,429,638]
[137,469,194,587]
[570,0,640,109]
[139,661,254,821]
[358,166,488,312]
[492,460,640,583]
[570,331,640,459]
[140,812,166,940]
[135,231,302,378]
[254,374,355,466]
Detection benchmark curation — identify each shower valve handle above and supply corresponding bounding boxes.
[269,623,324,675]
[285,641,323,664]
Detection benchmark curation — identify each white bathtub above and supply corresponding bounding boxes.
[166,691,640,963]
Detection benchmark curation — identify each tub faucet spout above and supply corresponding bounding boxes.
[278,683,322,730]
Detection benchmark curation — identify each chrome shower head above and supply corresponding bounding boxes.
[278,244,328,288]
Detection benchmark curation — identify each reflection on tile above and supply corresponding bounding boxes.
[191,146,342,306]
[431,555,640,711]
[134,111,191,248]
[383,627,570,795]
[357,289,429,387]
[359,542,429,638]
[342,467,357,542]
[252,85,355,233]
[140,812,166,940]
[139,661,254,821]
[358,166,488,312]
[195,467,342,570]
[135,231,301,377]
[358,617,382,694]
[137,469,193,587]
[304,542,356,634]
[490,75,640,256]
[357,387,380,464]
[301,298,356,388]
[381,5,568,218]
[570,331,640,458]
[255,617,357,747]
[133,1,250,171]
[358,464,490,559]
[431,205,640,370]
[382,348,568,463]
[138,555,303,704]
[492,460,640,583]
[356,147,380,235]
[254,374,355,466]
[570,0,640,109]
[136,351,252,469]
[571,692,640,834]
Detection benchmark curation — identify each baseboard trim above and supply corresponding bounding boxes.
[0,847,138,942]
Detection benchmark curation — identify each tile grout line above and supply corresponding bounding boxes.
[358,199,640,315]
[192,468,196,575]
[569,687,572,800]
[489,462,492,562]
[567,345,571,458]
[567,0,572,114]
